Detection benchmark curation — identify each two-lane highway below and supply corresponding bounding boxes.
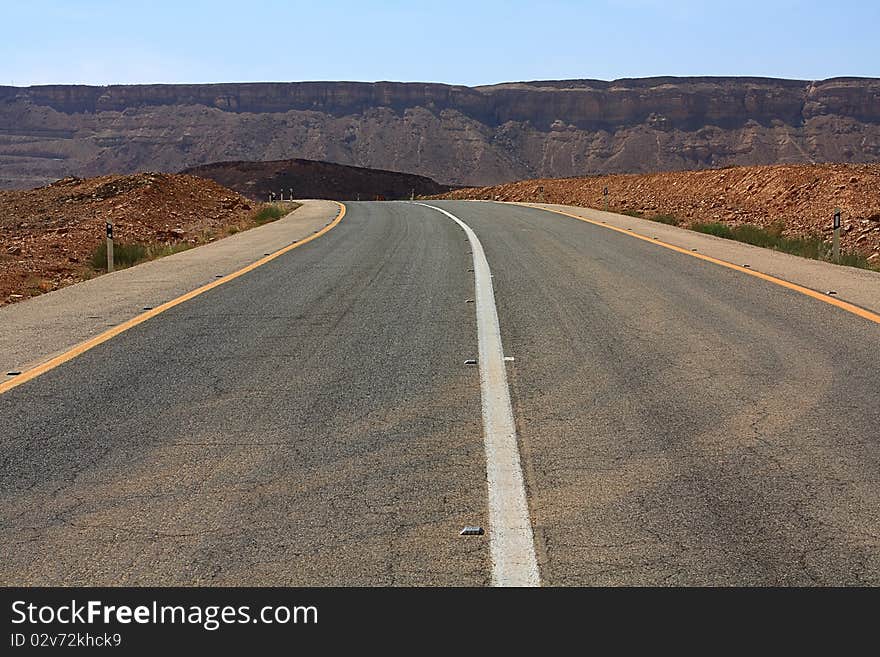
[2,200,879,585]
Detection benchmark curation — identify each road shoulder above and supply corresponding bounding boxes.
[519,202,880,315]
[0,200,340,376]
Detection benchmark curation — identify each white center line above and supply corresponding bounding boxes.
[414,202,541,587]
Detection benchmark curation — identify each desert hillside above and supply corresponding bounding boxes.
[435,163,880,261]
[0,173,258,304]
[1,77,878,189]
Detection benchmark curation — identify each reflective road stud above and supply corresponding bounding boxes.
[460,526,485,536]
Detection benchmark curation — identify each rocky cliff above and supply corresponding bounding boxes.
[1,77,878,189]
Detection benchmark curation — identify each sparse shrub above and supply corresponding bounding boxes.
[774,234,825,260]
[837,252,871,269]
[252,203,289,224]
[649,213,681,226]
[688,221,872,270]
[90,241,192,272]
[730,224,777,247]
[146,242,193,259]
[622,210,644,218]
[90,241,147,271]
[85,202,301,276]
[691,222,734,239]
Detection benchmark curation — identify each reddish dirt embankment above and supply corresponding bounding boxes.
[0,173,254,304]
[436,163,880,261]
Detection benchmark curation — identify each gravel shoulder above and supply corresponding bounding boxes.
[0,200,340,376]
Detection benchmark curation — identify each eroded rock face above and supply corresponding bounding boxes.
[1,77,878,188]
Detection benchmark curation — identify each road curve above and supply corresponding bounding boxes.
[2,200,879,586]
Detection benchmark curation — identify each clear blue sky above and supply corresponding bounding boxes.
[1,0,877,86]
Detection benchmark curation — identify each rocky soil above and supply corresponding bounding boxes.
[0,173,254,305]
[435,163,880,261]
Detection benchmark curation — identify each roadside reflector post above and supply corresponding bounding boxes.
[603,186,609,212]
[833,208,841,263]
[538,185,545,204]
[106,221,114,272]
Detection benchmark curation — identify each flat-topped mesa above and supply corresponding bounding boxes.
[4,77,878,127]
[1,77,879,188]
[0,81,488,117]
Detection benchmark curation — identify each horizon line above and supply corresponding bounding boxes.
[4,74,880,90]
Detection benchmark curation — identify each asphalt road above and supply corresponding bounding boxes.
[1,202,488,586]
[3,200,879,585]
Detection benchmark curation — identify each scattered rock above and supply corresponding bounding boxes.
[435,163,880,261]
[0,173,256,305]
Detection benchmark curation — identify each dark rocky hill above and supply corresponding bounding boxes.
[181,158,451,201]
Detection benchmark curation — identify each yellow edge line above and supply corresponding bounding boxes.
[0,202,347,396]
[519,203,880,326]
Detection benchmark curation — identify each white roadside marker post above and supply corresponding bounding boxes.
[106,222,114,273]
[603,186,609,212]
[833,208,841,263]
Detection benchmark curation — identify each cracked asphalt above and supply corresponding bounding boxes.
[2,200,879,586]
